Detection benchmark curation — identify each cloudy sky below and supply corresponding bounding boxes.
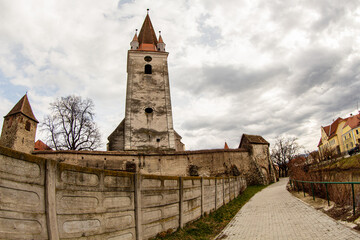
[1,0,360,152]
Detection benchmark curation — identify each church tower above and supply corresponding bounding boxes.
[0,94,38,153]
[108,11,184,151]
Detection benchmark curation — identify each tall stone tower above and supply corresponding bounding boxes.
[108,11,184,151]
[0,94,38,153]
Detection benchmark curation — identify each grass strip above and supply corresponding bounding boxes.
[151,185,268,240]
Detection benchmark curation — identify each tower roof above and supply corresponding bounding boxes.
[132,32,138,42]
[5,94,39,122]
[138,12,158,51]
[158,34,164,43]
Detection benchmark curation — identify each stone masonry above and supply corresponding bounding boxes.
[0,94,38,153]
[108,12,184,151]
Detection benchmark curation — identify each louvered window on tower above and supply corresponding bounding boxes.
[145,64,152,74]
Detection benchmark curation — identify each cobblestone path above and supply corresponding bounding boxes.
[216,178,360,240]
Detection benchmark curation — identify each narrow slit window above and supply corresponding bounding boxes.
[145,64,152,74]
[25,121,31,131]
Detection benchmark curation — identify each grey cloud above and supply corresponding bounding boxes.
[176,64,288,96]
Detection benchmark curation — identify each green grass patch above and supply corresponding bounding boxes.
[323,154,360,171]
[150,185,268,240]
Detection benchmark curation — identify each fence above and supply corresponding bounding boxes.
[0,145,247,240]
[289,179,360,215]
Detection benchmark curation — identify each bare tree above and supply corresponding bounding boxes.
[42,95,101,150]
[271,137,300,177]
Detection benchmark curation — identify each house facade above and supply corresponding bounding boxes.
[318,112,360,157]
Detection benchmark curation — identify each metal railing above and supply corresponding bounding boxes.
[289,179,360,215]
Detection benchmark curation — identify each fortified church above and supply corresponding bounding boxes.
[0,12,276,185]
[107,11,184,152]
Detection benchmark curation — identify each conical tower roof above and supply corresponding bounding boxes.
[138,11,158,51]
[132,32,138,42]
[5,94,38,122]
[158,34,164,43]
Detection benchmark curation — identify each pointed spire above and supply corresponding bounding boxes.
[5,93,38,122]
[132,29,138,41]
[158,31,164,43]
[138,9,158,51]
[130,29,139,50]
[224,142,229,149]
[157,30,166,51]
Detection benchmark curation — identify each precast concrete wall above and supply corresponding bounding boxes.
[0,145,247,240]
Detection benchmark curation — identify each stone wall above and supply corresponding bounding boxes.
[34,147,274,185]
[0,114,37,153]
[0,145,247,240]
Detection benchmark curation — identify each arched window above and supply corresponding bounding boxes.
[145,64,152,74]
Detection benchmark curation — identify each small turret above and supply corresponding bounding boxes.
[130,29,139,50]
[157,31,166,52]
[0,94,38,153]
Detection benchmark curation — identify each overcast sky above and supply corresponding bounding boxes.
[1,0,360,152]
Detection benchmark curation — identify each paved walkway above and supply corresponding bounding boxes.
[216,178,360,240]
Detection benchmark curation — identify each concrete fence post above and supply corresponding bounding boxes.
[223,177,225,206]
[201,177,204,216]
[179,177,184,228]
[234,177,237,197]
[215,178,218,210]
[228,177,231,201]
[236,177,239,196]
[134,173,142,240]
[45,159,59,240]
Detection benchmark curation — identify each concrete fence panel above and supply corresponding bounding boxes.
[203,178,216,214]
[0,150,48,239]
[55,163,136,239]
[141,174,180,239]
[0,146,247,240]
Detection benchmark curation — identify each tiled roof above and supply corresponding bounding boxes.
[239,134,269,148]
[244,134,269,145]
[138,13,158,51]
[5,94,38,122]
[343,113,360,129]
[132,32,138,41]
[158,34,164,43]
[321,117,344,138]
[34,140,52,151]
[323,125,330,136]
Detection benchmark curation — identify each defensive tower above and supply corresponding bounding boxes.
[0,94,38,153]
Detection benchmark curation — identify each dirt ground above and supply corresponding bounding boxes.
[289,188,360,231]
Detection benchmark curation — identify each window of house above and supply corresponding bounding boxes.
[145,64,152,74]
[25,121,31,131]
[356,129,359,134]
